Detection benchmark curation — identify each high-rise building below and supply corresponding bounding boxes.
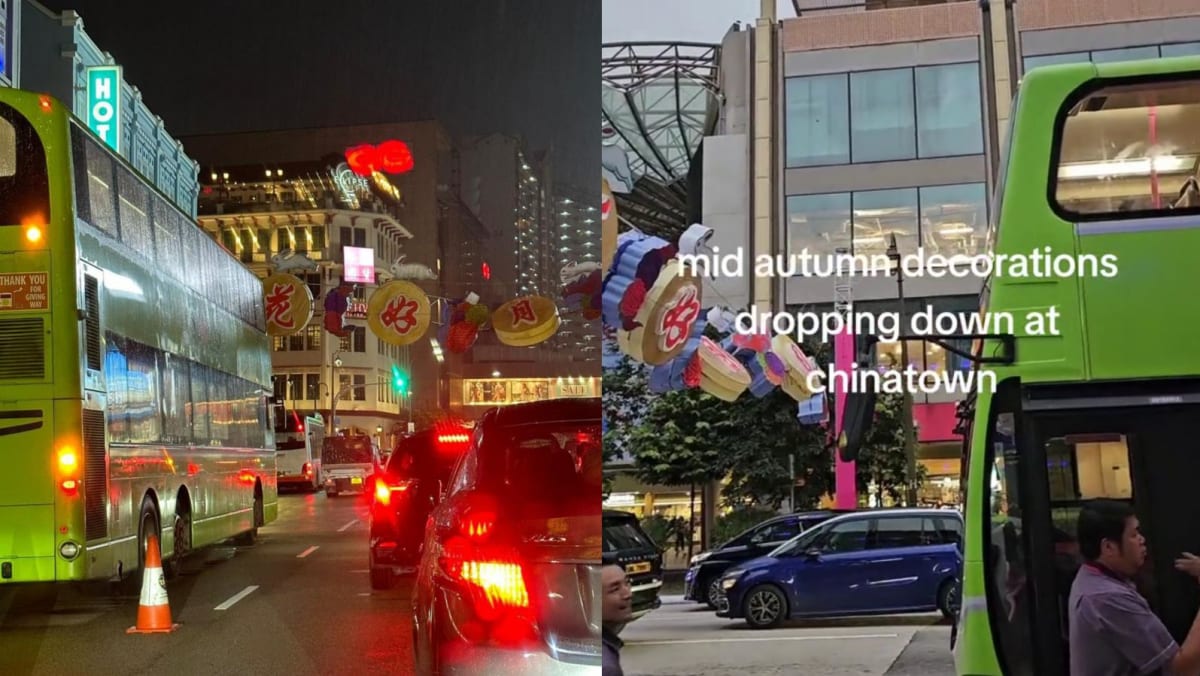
[552,185,600,355]
[696,0,1200,504]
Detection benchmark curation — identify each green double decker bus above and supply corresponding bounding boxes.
[954,56,1200,674]
[0,88,276,586]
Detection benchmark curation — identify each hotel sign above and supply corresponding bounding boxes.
[86,66,122,152]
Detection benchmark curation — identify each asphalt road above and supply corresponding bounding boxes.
[619,595,954,676]
[0,491,415,676]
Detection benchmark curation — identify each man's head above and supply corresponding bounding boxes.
[602,564,633,627]
[1077,499,1145,576]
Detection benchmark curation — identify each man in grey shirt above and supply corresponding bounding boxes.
[1069,500,1200,676]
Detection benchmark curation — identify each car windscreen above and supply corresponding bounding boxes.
[478,420,601,518]
[322,437,373,464]
[604,520,655,552]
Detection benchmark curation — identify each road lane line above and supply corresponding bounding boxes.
[625,633,899,646]
[338,519,358,532]
[297,546,319,558]
[214,586,259,611]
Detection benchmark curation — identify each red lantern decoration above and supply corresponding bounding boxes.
[345,144,379,177]
[445,322,478,353]
[377,140,415,175]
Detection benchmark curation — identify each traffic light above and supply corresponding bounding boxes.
[391,364,408,395]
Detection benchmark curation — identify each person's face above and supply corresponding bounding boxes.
[1102,515,1147,575]
[602,565,633,625]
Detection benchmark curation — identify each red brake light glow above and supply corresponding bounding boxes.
[375,477,391,505]
[60,479,79,496]
[455,560,529,608]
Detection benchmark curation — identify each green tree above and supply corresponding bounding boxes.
[627,387,732,488]
[601,354,651,467]
[721,388,833,511]
[854,389,926,505]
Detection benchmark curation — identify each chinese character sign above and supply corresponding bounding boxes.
[343,246,376,284]
[262,273,314,336]
[491,296,560,347]
[367,280,431,347]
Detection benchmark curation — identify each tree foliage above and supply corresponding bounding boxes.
[854,389,927,505]
[627,387,733,487]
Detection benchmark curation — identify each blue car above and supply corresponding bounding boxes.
[716,508,962,629]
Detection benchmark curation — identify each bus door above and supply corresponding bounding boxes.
[1019,387,1200,673]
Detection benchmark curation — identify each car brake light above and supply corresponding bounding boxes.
[452,559,529,608]
[374,477,411,506]
[302,462,312,477]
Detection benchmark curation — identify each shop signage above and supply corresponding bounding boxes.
[463,377,598,406]
[86,66,122,152]
[343,246,375,284]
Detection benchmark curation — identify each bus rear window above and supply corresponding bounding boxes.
[1054,78,1200,218]
[0,104,51,226]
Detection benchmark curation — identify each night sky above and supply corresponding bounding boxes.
[37,0,600,187]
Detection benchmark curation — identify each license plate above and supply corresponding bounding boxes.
[350,477,362,485]
[625,562,651,574]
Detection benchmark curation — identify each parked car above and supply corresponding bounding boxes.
[716,508,963,629]
[412,398,601,674]
[603,510,664,620]
[685,510,838,609]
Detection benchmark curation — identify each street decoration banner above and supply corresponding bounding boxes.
[367,280,431,346]
[262,273,313,337]
[492,295,560,347]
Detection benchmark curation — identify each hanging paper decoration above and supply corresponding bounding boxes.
[648,311,708,393]
[492,295,560,347]
[602,178,619,272]
[438,293,488,354]
[323,281,356,338]
[723,334,785,398]
[561,262,602,321]
[262,273,314,337]
[696,337,751,402]
[772,334,822,402]
[368,280,432,346]
[376,140,415,175]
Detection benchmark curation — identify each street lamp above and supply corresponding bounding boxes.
[329,349,345,432]
[886,234,920,507]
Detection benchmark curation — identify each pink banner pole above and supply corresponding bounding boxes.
[834,328,857,510]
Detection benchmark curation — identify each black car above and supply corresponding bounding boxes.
[368,424,470,590]
[684,510,839,608]
[603,510,663,619]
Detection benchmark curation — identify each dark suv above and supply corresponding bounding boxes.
[411,398,602,674]
[602,510,664,620]
[685,511,838,608]
[368,424,471,590]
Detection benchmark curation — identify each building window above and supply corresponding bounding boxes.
[786,192,851,258]
[305,324,322,351]
[1090,46,1159,64]
[305,374,321,402]
[851,188,918,257]
[850,68,915,163]
[785,74,850,167]
[919,183,988,257]
[353,326,366,353]
[915,63,983,158]
[1163,42,1200,57]
[1023,52,1088,71]
[353,374,366,401]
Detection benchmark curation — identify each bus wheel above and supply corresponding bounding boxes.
[122,496,159,593]
[743,585,787,629]
[164,509,191,580]
[233,487,263,546]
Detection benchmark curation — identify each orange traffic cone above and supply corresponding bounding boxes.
[127,534,180,634]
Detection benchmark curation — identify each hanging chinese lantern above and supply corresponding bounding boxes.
[345,144,379,177]
[262,273,313,336]
[492,296,560,347]
[377,139,415,174]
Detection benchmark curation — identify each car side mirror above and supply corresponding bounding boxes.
[805,547,822,560]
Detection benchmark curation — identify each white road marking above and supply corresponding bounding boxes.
[214,585,259,611]
[358,592,371,597]
[297,546,319,558]
[625,633,899,647]
[338,519,358,532]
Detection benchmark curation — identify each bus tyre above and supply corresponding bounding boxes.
[938,579,959,621]
[233,490,263,546]
[743,584,787,629]
[164,511,191,580]
[124,496,160,593]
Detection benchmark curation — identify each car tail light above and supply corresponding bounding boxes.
[374,477,411,507]
[302,462,313,477]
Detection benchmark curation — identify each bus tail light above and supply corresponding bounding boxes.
[302,462,313,478]
[39,95,54,113]
[60,479,79,496]
[58,447,78,474]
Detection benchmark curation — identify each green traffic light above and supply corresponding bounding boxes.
[391,364,408,394]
